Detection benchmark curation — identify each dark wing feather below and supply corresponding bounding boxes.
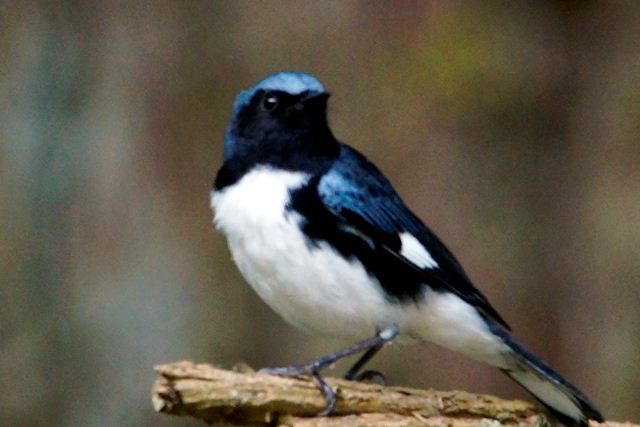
[319,144,510,330]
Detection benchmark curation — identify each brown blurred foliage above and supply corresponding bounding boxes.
[1,2,638,426]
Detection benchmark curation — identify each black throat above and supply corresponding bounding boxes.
[214,123,340,191]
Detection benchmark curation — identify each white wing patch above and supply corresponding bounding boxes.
[399,232,438,269]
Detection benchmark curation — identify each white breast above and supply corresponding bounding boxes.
[211,166,402,338]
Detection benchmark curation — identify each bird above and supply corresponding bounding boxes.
[210,71,604,426]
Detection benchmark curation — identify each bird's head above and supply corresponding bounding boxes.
[224,72,338,171]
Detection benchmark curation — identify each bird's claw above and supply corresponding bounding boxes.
[351,369,386,385]
[260,364,337,416]
[259,365,311,377]
[312,371,337,416]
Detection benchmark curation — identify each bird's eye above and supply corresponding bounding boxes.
[263,94,279,111]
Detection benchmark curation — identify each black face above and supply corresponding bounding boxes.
[226,89,339,172]
[215,87,341,190]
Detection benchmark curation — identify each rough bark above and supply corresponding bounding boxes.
[152,361,634,427]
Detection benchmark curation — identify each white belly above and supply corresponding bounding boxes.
[211,167,402,338]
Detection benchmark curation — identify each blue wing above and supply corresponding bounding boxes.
[318,144,509,329]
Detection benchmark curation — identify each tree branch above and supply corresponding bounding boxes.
[151,361,634,427]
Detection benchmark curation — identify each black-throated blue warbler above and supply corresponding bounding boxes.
[211,71,603,426]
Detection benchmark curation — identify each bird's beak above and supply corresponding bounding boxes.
[302,91,331,107]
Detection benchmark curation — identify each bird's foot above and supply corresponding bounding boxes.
[258,327,399,416]
[346,369,386,385]
[259,362,336,415]
[259,362,318,377]
[311,371,337,416]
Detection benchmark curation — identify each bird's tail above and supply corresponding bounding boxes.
[492,326,604,426]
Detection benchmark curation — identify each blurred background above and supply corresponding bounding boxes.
[1,1,639,426]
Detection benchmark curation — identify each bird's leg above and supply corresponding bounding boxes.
[260,326,398,415]
[342,342,385,381]
[342,345,388,385]
[260,326,398,377]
